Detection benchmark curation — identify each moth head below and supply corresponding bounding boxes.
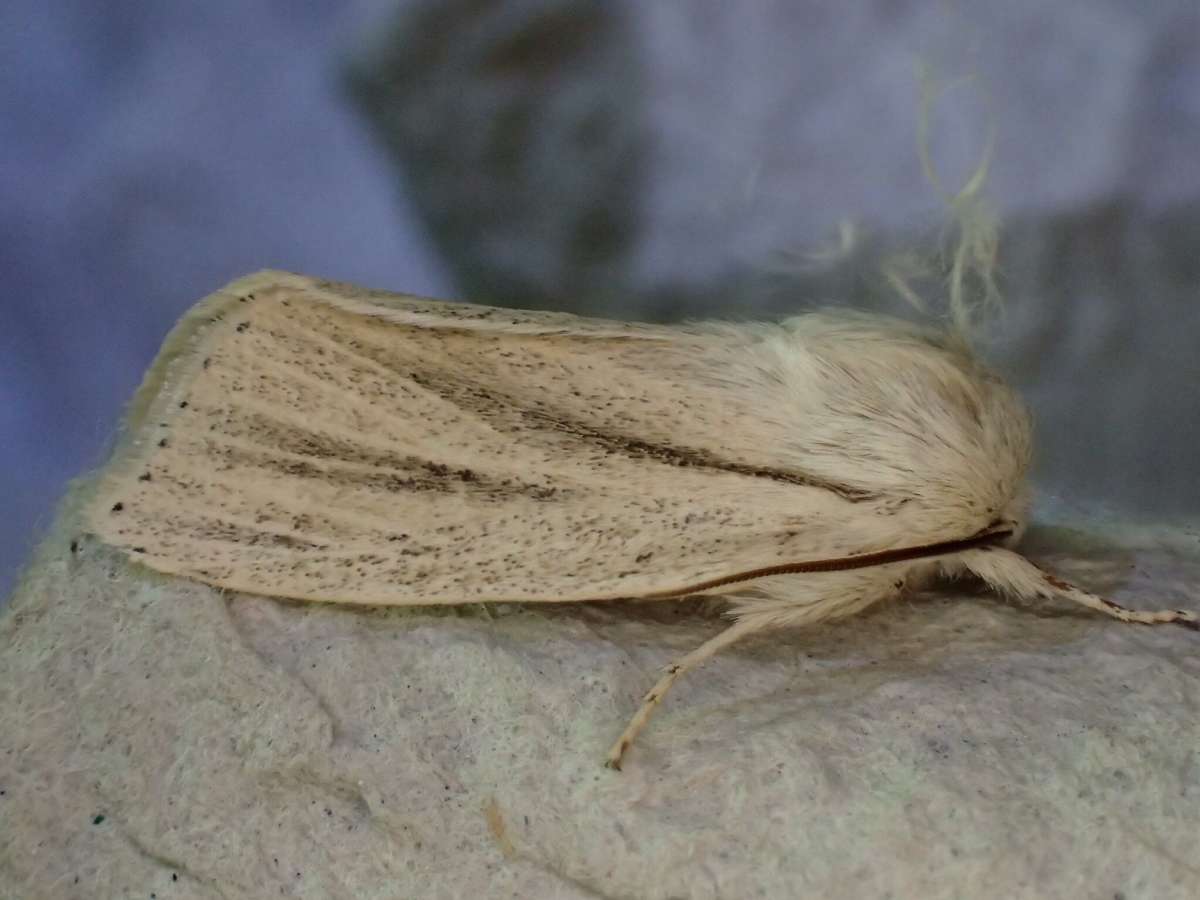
[996,484,1032,546]
[999,519,1026,547]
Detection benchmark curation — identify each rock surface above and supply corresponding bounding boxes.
[3,496,1198,898]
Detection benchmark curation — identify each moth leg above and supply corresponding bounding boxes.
[955,547,1198,630]
[604,615,769,771]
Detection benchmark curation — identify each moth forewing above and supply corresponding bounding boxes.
[85,272,948,606]
[84,271,1197,770]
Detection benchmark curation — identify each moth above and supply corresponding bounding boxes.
[86,271,1196,769]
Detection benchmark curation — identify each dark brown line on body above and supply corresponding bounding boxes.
[641,528,1014,599]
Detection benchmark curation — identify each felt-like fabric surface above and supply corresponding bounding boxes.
[2,500,1198,898]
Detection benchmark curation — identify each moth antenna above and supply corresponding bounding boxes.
[604,616,771,771]
[955,547,1198,630]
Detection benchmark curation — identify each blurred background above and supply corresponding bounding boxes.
[3,0,1199,601]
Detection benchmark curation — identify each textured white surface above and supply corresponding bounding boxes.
[3,501,1198,898]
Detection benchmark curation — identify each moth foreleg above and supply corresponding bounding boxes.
[604,615,769,771]
[605,572,905,770]
[956,547,1198,630]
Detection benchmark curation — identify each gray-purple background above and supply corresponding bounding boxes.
[4,0,1199,600]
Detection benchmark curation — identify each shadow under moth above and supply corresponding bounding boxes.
[86,270,1197,769]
